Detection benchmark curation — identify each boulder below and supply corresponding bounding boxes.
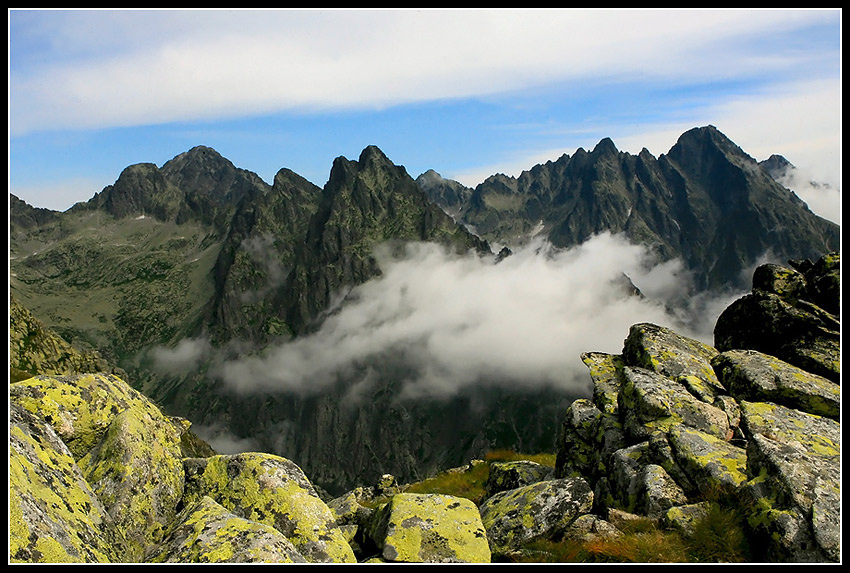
[147,496,307,563]
[485,460,554,498]
[182,453,356,563]
[78,405,185,560]
[367,493,491,563]
[479,478,593,555]
[737,399,840,561]
[9,401,128,563]
[623,322,724,403]
[713,349,840,419]
[619,366,730,441]
[10,373,166,460]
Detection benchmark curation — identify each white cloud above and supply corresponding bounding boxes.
[214,233,742,400]
[10,9,836,136]
[150,337,211,375]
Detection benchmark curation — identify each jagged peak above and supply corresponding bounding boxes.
[591,137,619,156]
[161,145,234,173]
[358,144,391,165]
[665,124,756,169]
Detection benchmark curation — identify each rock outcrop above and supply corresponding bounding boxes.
[552,252,840,562]
[9,372,357,563]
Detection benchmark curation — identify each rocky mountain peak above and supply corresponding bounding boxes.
[161,145,269,207]
[758,154,794,179]
[591,136,619,157]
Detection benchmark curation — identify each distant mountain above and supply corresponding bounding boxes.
[417,126,838,291]
[9,125,840,493]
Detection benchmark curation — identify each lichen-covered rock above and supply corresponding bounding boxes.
[182,453,356,563]
[581,351,624,415]
[78,405,185,560]
[328,489,374,527]
[148,496,307,563]
[367,493,490,563]
[667,425,748,497]
[661,502,711,536]
[620,366,730,441]
[556,396,625,481]
[485,460,554,498]
[10,373,164,460]
[604,442,649,513]
[9,402,127,563]
[714,254,840,384]
[743,432,840,563]
[479,478,593,555]
[751,263,808,301]
[638,463,689,518]
[737,400,840,561]
[564,513,623,544]
[738,400,840,458]
[713,350,840,419]
[623,322,724,403]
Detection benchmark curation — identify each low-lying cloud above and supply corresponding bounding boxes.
[213,233,744,400]
[150,337,211,375]
[777,169,841,226]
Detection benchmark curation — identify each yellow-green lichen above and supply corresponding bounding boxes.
[380,494,490,563]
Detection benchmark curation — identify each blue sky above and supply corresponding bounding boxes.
[8,9,842,222]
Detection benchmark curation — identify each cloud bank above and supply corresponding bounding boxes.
[213,233,744,401]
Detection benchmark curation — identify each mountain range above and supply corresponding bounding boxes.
[9,125,840,493]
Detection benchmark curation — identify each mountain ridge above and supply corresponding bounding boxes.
[9,125,840,495]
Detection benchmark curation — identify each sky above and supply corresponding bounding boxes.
[7,8,842,223]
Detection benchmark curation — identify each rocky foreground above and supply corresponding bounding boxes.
[9,253,840,563]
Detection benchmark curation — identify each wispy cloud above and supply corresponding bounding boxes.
[213,233,745,401]
[9,9,836,136]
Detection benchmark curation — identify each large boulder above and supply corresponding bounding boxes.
[78,405,185,560]
[366,493,491,563]
[148,496,307,563]
[623,322,724,403]
[10,373,165,460]
[182,453,356,563]
[713,349,840,419]
[479,478,593,556]
[9,402,128,563]
[619,366,730,442]
[485,460,554,498]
